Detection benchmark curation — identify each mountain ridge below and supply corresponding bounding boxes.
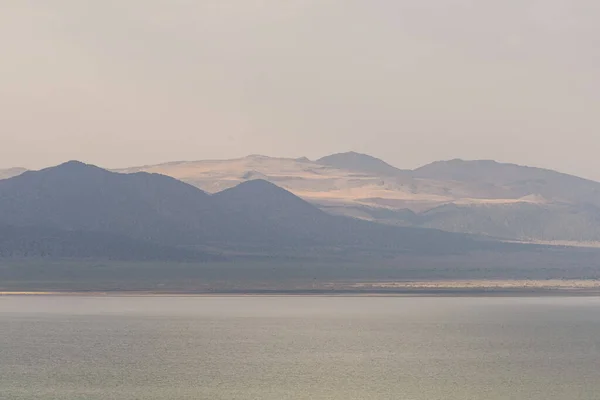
[4,153,600,243]
[0,161,221,246]
[317,151,407,176]
[0,161,493,259]
[115,152,600,243]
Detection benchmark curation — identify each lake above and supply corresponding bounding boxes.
[1,296,599,399]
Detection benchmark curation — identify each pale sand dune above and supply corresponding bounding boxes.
[117,156,539,215]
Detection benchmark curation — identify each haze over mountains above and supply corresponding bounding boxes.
[115,152,600,243]
[0,168,27,180]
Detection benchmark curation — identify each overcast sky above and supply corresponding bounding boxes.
[2,1,599,179]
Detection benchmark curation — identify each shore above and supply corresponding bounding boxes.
[2,279,600,297]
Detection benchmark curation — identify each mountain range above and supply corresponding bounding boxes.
[2,152,600,263]
[114,152,600,243]
[0,160,497,261]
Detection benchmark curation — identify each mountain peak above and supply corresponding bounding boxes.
[216,179,295,198]
[214,179,322,209]
[235,178,276,187]
[317,152,404,176]
[0,160,217,246]
[57,160,93,169]
[25,161,108,179]
[212,179,327,237]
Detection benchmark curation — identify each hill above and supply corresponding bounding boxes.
[213,179,326,242]
[408,159,600,241]
[213,179,490,255]
[413,159,600,206]
[0,161,225,247]
[317,151,406,176]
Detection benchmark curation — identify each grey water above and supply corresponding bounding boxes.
[1,296,599,400]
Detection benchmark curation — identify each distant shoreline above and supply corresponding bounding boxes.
[2,289,600,297]
[3,279,600,297]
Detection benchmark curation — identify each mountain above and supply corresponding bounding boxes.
[408,159,600,241]
[213,179,487,255]
[214,179,325,232]
[317,151,406,176]
[118,155,343,193]
[0,161,489,259]
[116,154,441,211]
[0,167,27,180]
[413,159,600,206]
[211,179,333,248]
[117,153,600,243]
[0,161,224,247]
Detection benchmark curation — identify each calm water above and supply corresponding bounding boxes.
[1,296,600,400]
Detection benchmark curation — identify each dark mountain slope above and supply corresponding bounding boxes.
[214,179,493,254]
[212,179,332,246]
[214,179,324,226]
[0,161,223,245]
[0,163,505,256]
[317,152,406,176]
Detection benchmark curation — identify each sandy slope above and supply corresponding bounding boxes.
[118,155,547,214]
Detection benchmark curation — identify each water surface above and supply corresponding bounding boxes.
[1,296,599,399]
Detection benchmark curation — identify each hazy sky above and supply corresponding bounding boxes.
[2,1,599,179]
